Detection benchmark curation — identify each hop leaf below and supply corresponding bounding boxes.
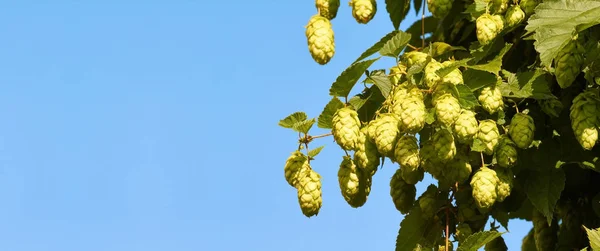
[570,90,599,150]
[477,120,500,155]
[316,0,340,20]
[453,109,479,143]
[305,14,335,65]
[554,38,585,89]
[478,85,504,114]
[508,113,536,149]
[470,166,499,210]
[350,0,377,24]
[284,151,310,188]
[484,236,508,251]
[390,168,417,214]
[495,136,518,168]
[297,168,323,217]
[331,106,361,151]
[427,0,453,19]
[455,223,473,243]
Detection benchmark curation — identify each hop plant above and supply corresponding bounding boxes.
[349,0,376,24]
[331,106,361,151]
[390,168,417,214]
[316,0,340,20]
[284,151,310,188]
[485,236,508,251]
[432,82,456,105]
[540,98,564,118]
[338,156,370,207]
[521,228,537,251]
[424,59,443,88]
[432,129,457,163]
[505,5,525,28]
[495,168,513,202]
[445,154,473,184]
[394,135,420,171]
[476,13,503,45]
[435,93,461,127]
[402,166,424,185]
[441,61,464,85]
[453,109,479,143]
[419,185,439,219]
[372,113,401,157]
[421,142,446,180]
[402,51,429,69]
[393,86,426,133]
[478,85,504,114]
[495,136,518,168]
[533,210,558,251]
[427,0,452,19]
[389,64,406,85]
[509,113,536,149]
[455,223,473,243]
[470,166,499,210]
[554,38,585,89]
[354,128,381,176]
[478,120,500,155]
[490,0,509,14]
[297,168,323,217]
[520,0,540,16]
[305,14,335,65]
[570,90,600,150]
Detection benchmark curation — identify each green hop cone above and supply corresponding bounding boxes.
[495,136,518,168]
[476,13,502,45]
[432,129,457,163]
[455,223,473,243]
[305,14,335,65]
[394,135,420,170]
[419,185,439,219]
[435,94,461,127]
[354,128,381,176]
[508,113,535,149]
[389,64,406,85]
[297,168,323,217]
[421,142,445,180]
[431,82,456,105]
[453,109,479,143]
[478,85,504,114]
[490,0,508,14]
[372,114,401,157]
[441,60,464,85]
[540,98,564,118]
[505,5,525,28]
[478,120,500,155]
[445,154,473,184]
[554,38,585,89]
[349,0,376,24]
[521,228,537,251]
[470,166,499,210]
[316,0,340,20]
[338,156,369,207]
[393,86,426,133]
[284,151,310,188]
[520,0,540,17]
[495,168,513,202]
[424,59,443,88]
[402,166,424,185]
[331,106,361,151]
[533,210,558,251]
[485,236,508,251]
[402,51,429,69]
[427,0,452,18]
[390,168,417,214]
[570,90,600,150]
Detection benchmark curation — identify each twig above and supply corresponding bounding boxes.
[407,43,419,51]
[445,207,450,251]
[422,0,426,48]
[480,152,485,167]
[308,133,333,140]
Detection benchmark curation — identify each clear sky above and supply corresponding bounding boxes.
[0,1,531,251]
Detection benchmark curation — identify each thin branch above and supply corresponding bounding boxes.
[407,43,419,51]
[309,133,333,140]
[422,0,426,48]
[445,207,450,251]
[480,152,485,167]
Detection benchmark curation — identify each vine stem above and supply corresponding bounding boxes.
[480,152,485,167]
[309,133,332,140]
[445,207,450,251]
[422,0,426,48]
[407,43,419,51]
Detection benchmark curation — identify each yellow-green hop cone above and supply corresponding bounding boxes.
[533,210,558,251]
[490,0,509,14]
[354,128,381,176]
[316,0,340,20]
[284,151,310,188]
[394,135,420,169]
[505,5,525,27]
[427,0,452,18]
[520,0,540,16]
[397,89,426,133]
[305,14,335,65]
[435,93,461,127]
[331,107,361,151]
[431,82,456,105]
[432,129,457,163]
[570,90,600,150]
[349,0,376,24]
[495,168,513,202]
[297,169,323,217]
[421,142,446,179]
[419,185,439,219]
[389,64,406,85]
[402,166,424,185]
[478,120,500,155]
[521,228,537,251]
[495,136,518,168]
[554,38,585,89]
[478,85,504,114]
[425,59,443,88]
[485,236,508,251]
[445,154,473,184]
[453,109,479,143]
[373,113,401,157]
[338,156,369,207]
[402,51,429,69]
[390,168,416,214]
[455,223,472,243]
[470,166,499,210]
[476,13,502,45]
[441,61,464,85]
[509,113,535,149]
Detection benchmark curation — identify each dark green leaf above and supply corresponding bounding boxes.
[318,97,345,129]
[525,168,566,226]
[471,138,486,152]
[395,205,431,251]
[308,146,325,158]
[349,85,386,123]
[463,69,497,91]
[293,118,316,134]
[330,58,380,98]
[367,70,392,98]
[456,84,480,109]
[435,58,471,78]
[499,70,554,100]
[467,43,512,74]
[469,38,506,63]
[380,31,412,58]
[354,31,401,63]
[423,42,467,58]
[386,0,410,30]
[491,207,509,230]
[584,226,600,251]
[414,0,422,15]
[279,112,308,129]
[457,231,505,251]
[463,0,487,21]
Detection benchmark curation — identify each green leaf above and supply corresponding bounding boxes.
[584,226,600,250]
[307,146,325,158]
[524,168,566,226]
[499,70,554,100]
[457,231,505,251]
[414,0,422,15]
[380,31,412,58]
[395,205,431,251]
[524,0,600,67]
[367,70,392,98]
[330,58,380,98]
[423,42,467,58]
[349,85,386,122]
[467,43,512,74]
[456,85,480,109]
[293,118,316,134]
[354,31,401,63]
[491,207,509,230]
[469,38,506,64]
[464,0,488,21]
[471,138,486,152]
[425,108,436,125]
[318,97,345,129]
[349,90,371,112]
[435,58,471,78]
[385,0,410,30]
[279,112,308,129]
[463,69,497,91]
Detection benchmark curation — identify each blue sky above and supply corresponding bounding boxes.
[0,1,531,250]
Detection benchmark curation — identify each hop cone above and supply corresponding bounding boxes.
[432,82,456,105]
[390,168,416,214]
[393,85,426,133]
[478,120,500,155]
[349,0,376,24]
[441,60,464,85]
[455,223,473,243]
[421,142,445,180]
[495,168,513,202]
[478,85,504,114]
[419,185,439,219]
[521,228,537,251]
[456,186,485,223]
[570,90,600,150]
[305,15,335,65]
[432,129,457,163]
[338,156,369,207]
[389,65,405,85]
[454,109,479,143]
[505,5,525,27]
[520,0,540,16]
[490,0,508,14]
[470,166,499,210]
[555,38,585,89]
[425,59,443,88]
[403,51,429,69]
[372,114,401,157]
[485,236,508,251]
[297,169,323,217]
[509,113,535,149]
[476,13,502,45]
[394,135,420,170]
[427,0,452,18]
[332,107,361,151]
[402,166,424,185]
[445,154,473,184]
[495,136,518,168]
[533,210,558,251]
[284,151,310,188]
[354,128,381,176]
[316,0,340,20]
[435,94,461,127]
